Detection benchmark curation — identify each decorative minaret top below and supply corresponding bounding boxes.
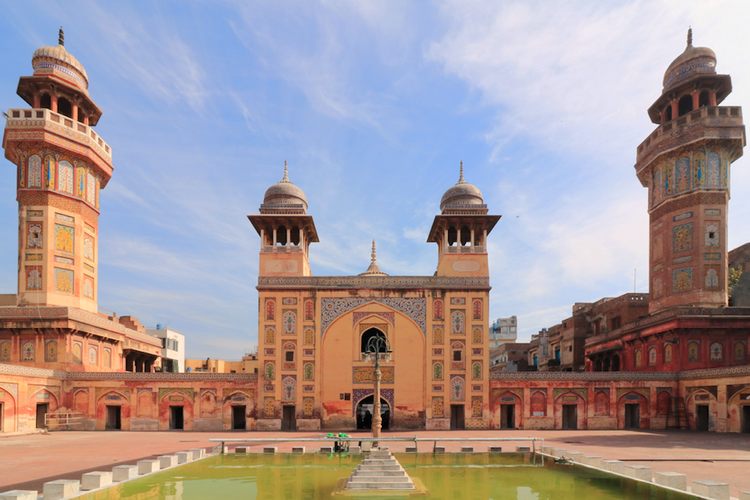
[687,26,692,47]
[59,26,65,46]
[260,161,308,214]
[439,161,485,214]
[359,240,388,276]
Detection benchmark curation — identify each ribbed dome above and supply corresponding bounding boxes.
[32,29,89,91]
[663,29,716,92]
[262,161,308,212]
[440,162,483,212]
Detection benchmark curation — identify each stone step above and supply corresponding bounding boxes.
[349,476,411,483]
[347,482,414,490]
[361,458,398,464]
[357,465,403,472]
[351,470,405,477]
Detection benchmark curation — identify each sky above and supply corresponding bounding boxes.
[1,1,750,361]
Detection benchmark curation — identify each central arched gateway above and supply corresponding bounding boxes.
[356,395,390,430]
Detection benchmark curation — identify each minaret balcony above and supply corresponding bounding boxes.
[5,107,112,166]
[444,244,485,255]
[263,245,304,254]
[635,105,744,174]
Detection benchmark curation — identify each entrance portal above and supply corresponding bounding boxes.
[500,404,515,429]
[742,406,750,434]
[36,403,49,429]
[696,405,709,431]
[562,404,577,430]
[106,406,121,430]
[282,406,296,431]
[232,406,246,430]
[170,406,184,430]
[356,396,390,430]
[450,405,464,430]
[624,404,640,429]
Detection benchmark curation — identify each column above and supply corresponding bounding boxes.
[272,229,277,246]
[299,228,303,247]
[691,91,700,111]
[33,94,41,108]
[709,92,717,106]
[286,228,291,247]
[51,94,58,113]
[470,228,475,249]
[671,101,678,119]
[660,109,667,125]
[260,229,265,248]
[457,227,462,247]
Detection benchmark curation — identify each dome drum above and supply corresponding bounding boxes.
[260,162,308,214]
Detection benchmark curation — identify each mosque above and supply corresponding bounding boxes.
[0,30,749,434]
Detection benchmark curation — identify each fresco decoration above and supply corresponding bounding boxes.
[648,347,657,365]
[705,266,719,289]
[433,348,443,356]
[707,151,720,187]
[303,363,314,381]
[634,349,642,368]
[282,375,296,401]
[282,297,297,305]
[653,234,663,262]
[55,224,74,254]
[450,297,465,305]
[451,311,465,335]
[688,340,700,362]
[58,161,74,195]
[664,344,673,363]
[265,398,274,417]
[303,397,314,416]
[664,162,673,195]
[265,300,275,321]
[44,155,55,189]
[84,235,94,261]
[433,385,443,392]
[353,311,394,326]
[28,155,42,188]
[472,300,482,320]
[673,223,692,253]
[472,362,482,380]
[472,348,482,356]
[433,326,443,345]
[45,340,57,362]
[693,151,705,187]
[710,342,723,361]
[432,397,444,417]
[351,388,394,415]
[282,310,296,334]
[265,362,275,380]
[450,375,465,401]
[72,341,82,364]
[321,297,426,337]
[26,266,42,290]
[705,209,720,216]
[304,300,314,321]
[88,346,97,365]
[433,362,443,381]
[352,366,394,384]
[653,168,662,205]
[264,349,275,356]
[0,340,10,362]
[18,156,25,187]
[27,223,43,249]
[675,156,690,193]
[472,385,482,392]
[103,348,111,368]
[433,299,443,320]
[304,328,315,345]
[735,341,746,362]
[704,253,721,260]
[22,341,34,361]
[472,328,482,344]
[83,276,94,299]
[471,396,483,417]
[672,267,692,293]
[265,326,275,344]
[76,166,85,197]
[54,268,74,294]
[451,341,464,369]
[86,172,96,205]
[303,385,314,393]
[705,222,720,248]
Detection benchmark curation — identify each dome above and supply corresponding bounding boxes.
[262,161,308,212]
[662,29,716,92]
[32,29,89,91]
[440,162,483,212]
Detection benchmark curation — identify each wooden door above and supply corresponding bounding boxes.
[281,406,296,431]
[36,403,49,429]
[232,405,246,430]
[450,405,464,430]
[562,404,577,430]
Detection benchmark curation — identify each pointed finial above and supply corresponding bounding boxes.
[371,240,377,263]
[282,160,289,182]
[687,27,693,47]
[58,27,64,46]
[458,161,465,183]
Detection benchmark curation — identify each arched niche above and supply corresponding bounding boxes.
[617,391,649,430]
[554,391,586,430]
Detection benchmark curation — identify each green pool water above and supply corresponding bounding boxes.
[79,453,699,500]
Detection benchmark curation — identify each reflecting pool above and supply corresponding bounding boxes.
[79,453,700,500]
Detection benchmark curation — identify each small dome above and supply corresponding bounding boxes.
[32,29,89,91]
[262,161,308,212]
[663,29,716,92]
[440,162,483,212]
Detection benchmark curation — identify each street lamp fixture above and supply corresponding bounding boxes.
[365,334,392,447]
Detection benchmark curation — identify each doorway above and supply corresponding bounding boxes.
[696,405,709,431]
[562,404,577,430]
[742,406,750,434]
[356,396,390,430]
[36,403,49,429]
[169,406,184,430]
[0,402,3,432]
[282,406,296,431]
[232,405,246,430]
[500,404,515,429]
[106,406,121,430]
[624,404,640,429]
[450,405,465,430]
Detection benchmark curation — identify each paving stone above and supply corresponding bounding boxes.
[655,472,687,491]
[602,460,624,474]
[692,480,729,500]
[158,455,178,469]
[81,471,112,491]
[112,465,138,482]
[43,480,79,500]
[623,465,652,481]
[137,460,160,475]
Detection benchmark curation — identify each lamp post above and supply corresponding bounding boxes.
[365,334,391,447]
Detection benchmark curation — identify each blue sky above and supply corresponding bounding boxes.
[2,1,750,360]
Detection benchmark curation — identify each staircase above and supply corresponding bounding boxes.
[345,447,416,490]
[667,397,688,430]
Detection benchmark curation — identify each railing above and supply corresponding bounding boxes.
[209,436,544,454]
[45,412,85,431]
[5,108,112,164]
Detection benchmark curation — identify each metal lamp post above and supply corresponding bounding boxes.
[365,335,391,447]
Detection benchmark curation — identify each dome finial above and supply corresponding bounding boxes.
[458,161,465,184]
[358,239,388,276]
[58,27,64,47]
[687,26,692,47]
[371,240,377,263]
[282,160,289,182]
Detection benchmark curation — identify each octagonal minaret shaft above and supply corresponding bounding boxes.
[635,29,745,314]
[2,29,113,313]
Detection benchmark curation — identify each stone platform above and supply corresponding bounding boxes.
[344,448,417,492]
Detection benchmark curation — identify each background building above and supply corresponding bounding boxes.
[489,317,517,348]
[146,325,185,373]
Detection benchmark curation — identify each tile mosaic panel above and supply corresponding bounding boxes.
[471,396,483,417]
[282,310,296,334]
[54,268,74,293]
[26,266,42,290]
[673,223,692,253]
[83,276,94,299]
[353,311,394,326]
[432,397,444,417]
[705,209,720,216]
[704,253,721,260]
[705,266,719,289]
[673,267,692,293]
[433,299,443,320]
[321,298,426,337]
[472,385,482,392]
[352,366,394,384]
[432,348,443,356]
[303,385,314,393]
[450,375,465,401]
[673,211,692,222]
[54,256,74,265]
[55,213,74,223]
[432,326,443,344]
[432,385,443,392]
[282,297,297,305]
[304,300,314,321]
[27,209,43,217]
[710,342,723,361]
[450,297,466,305]
[28,155,42,188]
[451,310,465,335]
[282,375,296,401]
[55,224,74,254]
[351,388,394,415]
[84,234,94,261]
[27,222,42,249]
[705,222,719,247]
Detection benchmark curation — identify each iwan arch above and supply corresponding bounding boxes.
[1,30,750,434]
